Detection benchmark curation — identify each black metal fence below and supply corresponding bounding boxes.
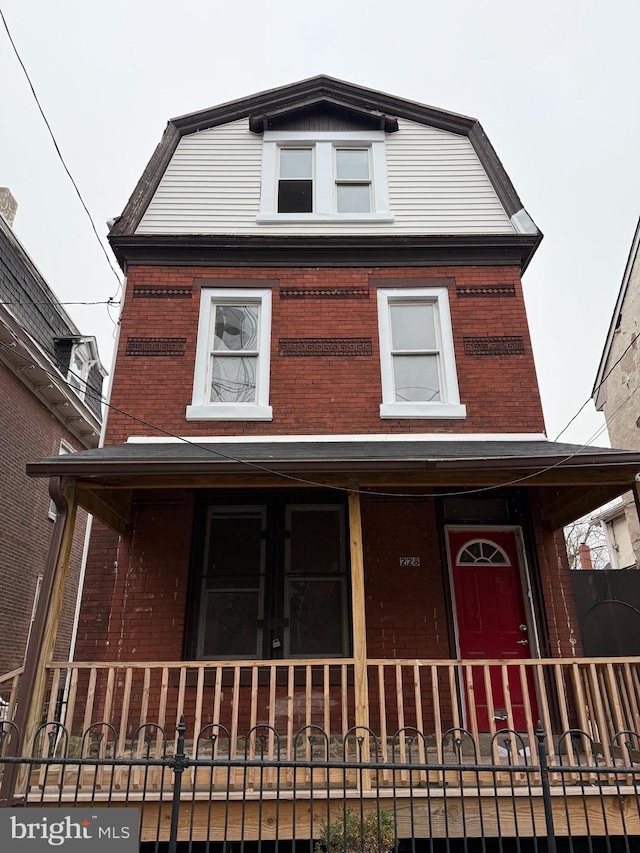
[1,720,639,852]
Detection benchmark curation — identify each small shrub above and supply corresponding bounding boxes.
[315,808,395,853]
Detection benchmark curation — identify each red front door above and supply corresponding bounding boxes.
[447,528,537,731]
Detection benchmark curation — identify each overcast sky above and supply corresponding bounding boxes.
[1,0,639,445]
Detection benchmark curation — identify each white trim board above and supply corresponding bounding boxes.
[127,433,548,444]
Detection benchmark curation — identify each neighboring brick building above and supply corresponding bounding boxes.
[17,80,640,795]
[0,190,105,677]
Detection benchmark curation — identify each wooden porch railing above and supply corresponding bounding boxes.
[6,658,640,763]
[0,666,23,722]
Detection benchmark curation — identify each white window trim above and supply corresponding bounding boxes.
[258,131,393,223]
[377,287,466,419]
[186,287,273,421]
[67,340,94,401]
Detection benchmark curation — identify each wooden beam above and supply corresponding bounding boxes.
[541,484,627,529]
[348,488,369,735]
[72,466,639,492]
[76,486,132,534]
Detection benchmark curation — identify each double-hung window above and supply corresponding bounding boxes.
[259,131,392,222]
[335,148,371,213]
[278,148,313,213]
[187,288,273,421]
[377,287,466,419]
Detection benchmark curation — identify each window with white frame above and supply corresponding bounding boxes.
[258,131,393,222]
[67,341,92,400]
[377,287,466,419]
[187,288,273,421]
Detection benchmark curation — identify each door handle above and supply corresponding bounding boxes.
[516,638,529,645]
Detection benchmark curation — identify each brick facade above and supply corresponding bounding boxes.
[73,259,581,679]
[75,489,580,673]
[0,364,88,674]
[103,265,544,444]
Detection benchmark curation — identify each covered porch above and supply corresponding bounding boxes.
[3,437,640,832]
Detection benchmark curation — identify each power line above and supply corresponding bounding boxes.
[1,338,635,503]
[1,300,121,307]
[554,333,640,441]
[0,7,123,309]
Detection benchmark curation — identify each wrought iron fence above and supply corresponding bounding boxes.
[0,719,639,852]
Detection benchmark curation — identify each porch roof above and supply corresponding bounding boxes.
[27,437,640,478]
[26,438,640,532]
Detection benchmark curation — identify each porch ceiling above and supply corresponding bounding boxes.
[26,438,640,532]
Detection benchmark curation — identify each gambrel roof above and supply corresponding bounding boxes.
[109,76,541,270]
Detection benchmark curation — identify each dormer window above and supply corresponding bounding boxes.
[260,131,393,223]
[335,148,371,213]
[68,342,91,398]
[278,148,313,213]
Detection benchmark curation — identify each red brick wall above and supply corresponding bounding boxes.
[529,491,582,657]
[77,492,579,666]
[74,492,193,663]
[103,265,544,443]
[78,491,454,666]
[361,494,450,660]
[0,364,88,674]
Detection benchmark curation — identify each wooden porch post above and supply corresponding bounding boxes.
[14,478,79,758]
[348,487,369,732]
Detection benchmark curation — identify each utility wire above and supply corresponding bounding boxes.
[1,300,121,307]
[1,338,636,503]
[554,333,640,441]
[0,7,123,307]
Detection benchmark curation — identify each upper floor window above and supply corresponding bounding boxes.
[278,148,313,213]
[258,131,393,223]
[67,341,92,400]
[186,288,273,421]
[335,148,371,213]
[377,287,466,419]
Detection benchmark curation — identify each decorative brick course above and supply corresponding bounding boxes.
[280,287,369,299]
[456,285,516,297]
[279,338,372,357]
[463,336,525,356]
[132,285,192,298]
[125,337,187,357]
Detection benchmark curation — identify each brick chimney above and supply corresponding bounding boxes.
[0,188,18,226]
[578,543,593,570]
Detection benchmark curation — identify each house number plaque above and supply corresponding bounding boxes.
[399,557,421,567]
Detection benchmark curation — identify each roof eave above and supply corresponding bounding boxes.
[108,233,541,274]
[26,449,640,481]
[592,215,640,406]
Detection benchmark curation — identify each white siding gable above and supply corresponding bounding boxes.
[136,117,515,236]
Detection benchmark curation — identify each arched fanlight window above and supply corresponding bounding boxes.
[456,539,510,566]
